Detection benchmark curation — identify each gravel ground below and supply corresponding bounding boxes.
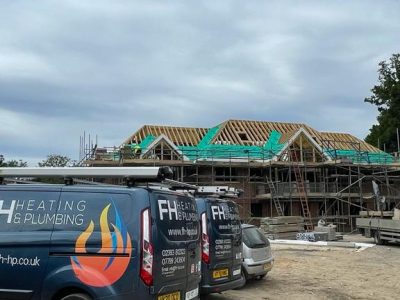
[203,235,400,300]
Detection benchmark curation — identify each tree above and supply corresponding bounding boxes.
[0,155,28,167]
[37,154,76,183]
[38,154,73,167]
[365,54,400,153]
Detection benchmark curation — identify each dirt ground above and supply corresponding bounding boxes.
[203,235,400,300]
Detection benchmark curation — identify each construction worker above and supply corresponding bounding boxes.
[130,143,142,158]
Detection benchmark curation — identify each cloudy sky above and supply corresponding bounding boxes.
[1,0,399,165]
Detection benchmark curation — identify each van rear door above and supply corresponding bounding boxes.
[208,199,242,285]
[150,191,200,300]
[47,189,139,299]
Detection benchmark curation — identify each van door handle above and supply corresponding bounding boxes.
[188,243,197,249]
[189,249,196,258]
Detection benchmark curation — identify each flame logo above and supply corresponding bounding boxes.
[71,203,132,287]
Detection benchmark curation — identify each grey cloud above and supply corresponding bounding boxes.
[0,0,399,164]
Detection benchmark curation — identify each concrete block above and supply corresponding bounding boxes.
[315,225,337,241]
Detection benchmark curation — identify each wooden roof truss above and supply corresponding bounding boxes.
[124,125,208,147]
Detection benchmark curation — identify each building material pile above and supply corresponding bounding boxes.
[313,225,337,241]
[260,216,305,240]
[296,232,329,242]
[359,211,394,218]
[296,220,341,242]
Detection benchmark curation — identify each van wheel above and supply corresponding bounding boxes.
[60,293,92,300]
[234,269,247,290]
[242,267,249,281]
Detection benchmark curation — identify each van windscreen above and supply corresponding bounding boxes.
[153,193,199,242]
[243,227,269,248]
[209,201,241,235]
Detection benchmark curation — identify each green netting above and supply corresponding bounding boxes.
[264,130,284,152]
[198,125,221,148]
[366,152,394,164]
[140,134,156,149]
[109,135,156,161]
[179,145,267,160]
[136,130,395,164]
[323,148,394,164]
[178,146,198,160]
[195,145,274,160]
[177,130,285,160]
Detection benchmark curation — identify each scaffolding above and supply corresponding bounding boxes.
[79,126,400,232]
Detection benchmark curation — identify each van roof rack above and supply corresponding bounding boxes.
[143,179,198,193]
[0,166,173,186]
[164,179,198,191]
[174,185,242,198]
[197,186,242,198]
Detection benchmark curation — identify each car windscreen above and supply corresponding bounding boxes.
[243,227,270,248]
[209,200,241,235]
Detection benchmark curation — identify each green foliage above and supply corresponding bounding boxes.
[365,54,400,153]
[37,154,75,183]
[0,156,28,167]
[38,154,72,167]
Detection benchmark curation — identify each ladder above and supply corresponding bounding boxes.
[290,149,313,231]
[266,177,284,216]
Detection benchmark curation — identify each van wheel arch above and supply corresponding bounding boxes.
[242,266,249,281]
[52,287,92,300]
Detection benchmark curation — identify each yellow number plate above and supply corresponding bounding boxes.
[213,268,229,279]
[158,291,181,300]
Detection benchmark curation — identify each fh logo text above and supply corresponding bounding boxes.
[158,199,198,222]
[0,200,15,223]
[211,205,226,220]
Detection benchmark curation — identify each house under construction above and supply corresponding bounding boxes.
[82,119,400,232]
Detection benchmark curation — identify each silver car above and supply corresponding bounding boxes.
[241,224,274,282]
